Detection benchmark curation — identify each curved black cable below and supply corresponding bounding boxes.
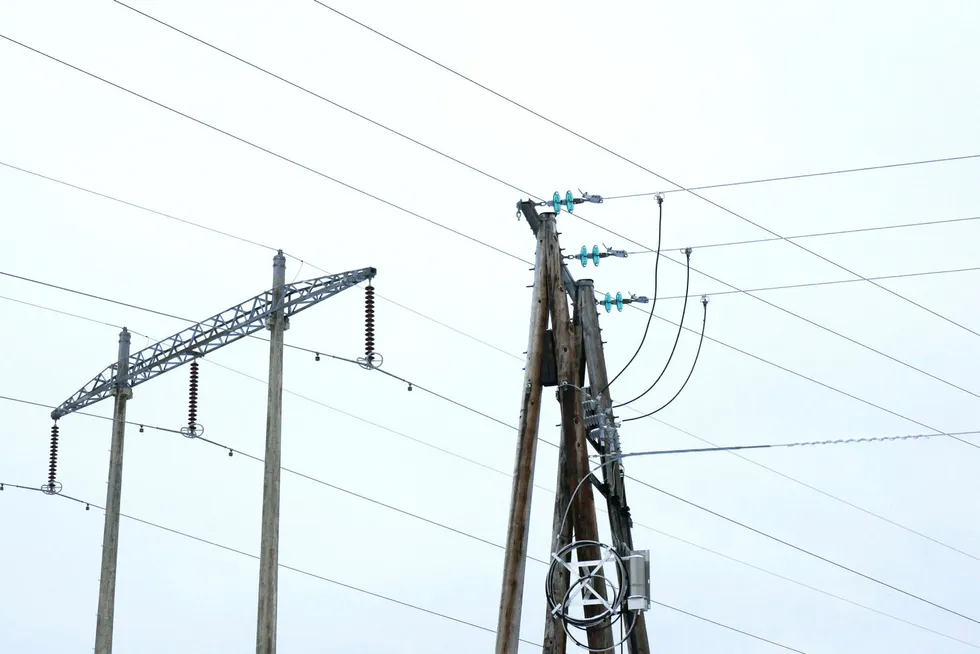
[600,195,663,397]
[615,247,691,408]
[623,298,708,422]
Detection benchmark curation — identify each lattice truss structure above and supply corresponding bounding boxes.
[51,267,376,419]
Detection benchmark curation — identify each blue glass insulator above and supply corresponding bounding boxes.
[604,292,613,313]
[565,190,575,213]
[580,246,588,267]
[616,292,624,312]
[592,245,601,266]
[552,191,561,213]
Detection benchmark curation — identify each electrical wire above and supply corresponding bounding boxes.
[305,1,980,342]
[633,214,980,254]
[0,393,181,434]
[0,176,521,365]
[617,430,980,458]
[98,3,980,376]
[11,18,977,411]
[614,248,691,408]
[624,474,980,626]
[6,271,980,560]
[3,391,977,648]
[602,154,980,200]
[655,264,980,303]
[622,300,708,422]
[5,483,817,652]
[611,293,980,449]
[600,196,663,397]
[0,483,542,647]
[4,33,979,621]
[112,1,537,201]
[2,30,976,410]
[0,34,529,268]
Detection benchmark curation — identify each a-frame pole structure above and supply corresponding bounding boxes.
[496,201,650,654]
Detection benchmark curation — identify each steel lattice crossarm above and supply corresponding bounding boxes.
[50,266,376,420]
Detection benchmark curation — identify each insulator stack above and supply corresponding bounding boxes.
[364,284,376,364]
[48,423,59,489]
[188,360,199,430]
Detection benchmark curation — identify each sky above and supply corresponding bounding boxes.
[1,0,979,652]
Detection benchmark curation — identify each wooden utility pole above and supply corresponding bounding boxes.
[256,251,288,654]
[495,217,550,654]
[500,202,650,654]
[93,328,132,654]
[545,218,614,653]
[578,279,650,654]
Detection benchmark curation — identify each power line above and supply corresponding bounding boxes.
[7,266,975,453]
[308,1,980,341]
[615,296,980,450]
[576,212,980,406]
[655,264,980,302]
[112,1,536,201]
[624,474,980,626]
[621,300,708,422]
[635,214,980,254]
[0,34,529,268]
[0,393,181,435]
[3,33,976,416]
[0,483,542,647]
[3,391,978,648]
[2,30,977,580]
[603,154,980,200]
[99,3,980,399]
[10,295,980,628]
[6,270,978,561]
[26,4,980,420]
[618,430,980,458]
[4,485,815,653]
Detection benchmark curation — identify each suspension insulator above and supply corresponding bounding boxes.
[47,422,59,489]
[188,360,199,431]
[364,285,376,364]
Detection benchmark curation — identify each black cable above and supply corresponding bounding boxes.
[4,484,539,647]
[9,269,980,561]
[655,264,980,303]
[604,154,980,200]
[0,394,181,434]
[0,34,529,268]
[0,161,523,363]
[112,1,537,201]
[1,23,974,408]
[613,293,980,449]
[5,31,976,412]
[8,268,980,574]
[600,196,664,397]
[3,482,811,652]
[3,395,977,648]
[615,247,691,408]
[622,299,707,422]
[4,29,972,604]
[306,1,980,341]
[624,474,980,626]
[618,430,980,457]
[637,214,980,254]
[7,20,980,410]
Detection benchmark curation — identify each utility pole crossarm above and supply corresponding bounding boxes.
[51,266,376,420]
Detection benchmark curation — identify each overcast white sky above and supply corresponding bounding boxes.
[2,1,980,652]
